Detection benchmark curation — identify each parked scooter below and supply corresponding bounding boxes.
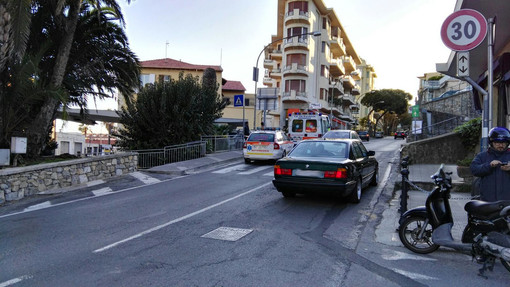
[398,164,510,277]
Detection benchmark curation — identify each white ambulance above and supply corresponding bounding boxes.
[287,111,331,143]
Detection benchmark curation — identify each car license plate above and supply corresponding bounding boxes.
[294,169,323,178]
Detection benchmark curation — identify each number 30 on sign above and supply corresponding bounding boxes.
[441,9,487,52]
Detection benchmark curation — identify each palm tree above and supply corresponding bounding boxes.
[0,0,138,157]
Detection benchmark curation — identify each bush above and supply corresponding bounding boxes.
[454,117,481,152]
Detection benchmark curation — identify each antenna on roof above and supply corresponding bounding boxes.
[220,48,222,66]
[165,40,169,58]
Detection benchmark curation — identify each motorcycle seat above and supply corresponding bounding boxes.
[464,200,510,218]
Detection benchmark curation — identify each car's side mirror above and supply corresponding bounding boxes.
[367,150,375,156]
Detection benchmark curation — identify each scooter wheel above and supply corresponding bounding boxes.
[398,216,439,254]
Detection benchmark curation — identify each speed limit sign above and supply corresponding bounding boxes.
[441,9,487,51]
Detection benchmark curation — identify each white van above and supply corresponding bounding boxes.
[288,111,331,143]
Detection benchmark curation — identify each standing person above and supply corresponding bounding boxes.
[243,122,250,137]
[470,127,510,201]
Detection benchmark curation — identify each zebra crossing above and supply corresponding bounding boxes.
[212,164,273,176]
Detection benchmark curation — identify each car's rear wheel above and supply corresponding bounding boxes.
[348,178,362,203]
[244,158,251,164]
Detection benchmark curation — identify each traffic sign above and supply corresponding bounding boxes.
[441,9,487,51]
[411,105,420,117]
[234,94,244,107]
[457,52,469,76]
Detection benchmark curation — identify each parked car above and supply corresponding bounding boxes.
[272,139,378,203]
[322,130,361,140]
[375,131,383,138]
[243,130,294,163]
[394,131,407,139]
[357,131,370,141]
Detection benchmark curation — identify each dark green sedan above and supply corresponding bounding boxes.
[272,139,378,203]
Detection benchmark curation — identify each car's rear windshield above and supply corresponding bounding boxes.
[247,133,274,142]
[289,141,348,158]
[324,131,350,139]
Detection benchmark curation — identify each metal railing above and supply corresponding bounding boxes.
[201,134,245,153]
[407,117,464,142]
[132,141,206,169]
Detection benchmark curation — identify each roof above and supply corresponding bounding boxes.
[56,108,120,124]
[222,80,246,91]
[140,58,223,72]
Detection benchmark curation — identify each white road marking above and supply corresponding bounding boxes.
[393,268,439,280]
[0,275,32,287]
[381,249,436,261]
[130,171,161,184]
[212,164,247,174]
[263,171,273,177]
[23,201,52,212]
[0,175,187,219]
[93,182,272,253]
[238,166,272,175]
[92,187,113,197]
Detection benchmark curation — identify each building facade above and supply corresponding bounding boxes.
[261,0,372,130]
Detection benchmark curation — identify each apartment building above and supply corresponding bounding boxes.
[262,0,374,130]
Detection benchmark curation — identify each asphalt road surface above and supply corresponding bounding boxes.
[1,137,509,286]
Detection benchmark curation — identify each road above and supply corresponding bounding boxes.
[0,137,508,286]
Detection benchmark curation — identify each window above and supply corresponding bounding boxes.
[287,27,308,41]
[285,79,306,92]
[288,1,308,13]
[320,88,328,100]
[158,75,170,82]
[305,120,317,132]
[320,65,329,78]
[60,141,70,154]
[140,74,155,87]
[286,53,306,67]
[322,17,331,30]
[292,120,303,132]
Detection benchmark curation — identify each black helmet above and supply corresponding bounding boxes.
[489,127,510,143]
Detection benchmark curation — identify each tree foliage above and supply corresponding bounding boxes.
[116,71,225,150]
[361,89,412,131]
[0,0,139,158]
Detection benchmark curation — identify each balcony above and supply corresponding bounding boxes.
[329,58,345,76]
[352,85,360,95]
[269,68,282,79]
[285,9,311,25]
[342,55,356,73]
[282,90,308,103]
[263,59,276,69]
[263,77,274,85]
[342,75,355,88]
[329,80,344,95]
[283,63,308,76]
[330,37,346,57]
[283,36,310,51]
[270,49,283,58]
[342,94,356,105]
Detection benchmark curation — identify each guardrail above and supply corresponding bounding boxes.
[132,141,206,169]
[201,134,245,153]
[407,117,464,142]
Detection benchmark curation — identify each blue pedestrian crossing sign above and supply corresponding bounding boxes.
[234,95,244,107]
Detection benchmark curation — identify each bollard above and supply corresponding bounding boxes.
[399,156,410,215]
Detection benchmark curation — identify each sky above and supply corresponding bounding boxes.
[116,0,457,98]
[63,0,457,133]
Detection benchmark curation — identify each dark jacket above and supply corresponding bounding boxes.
[470,148,510,201]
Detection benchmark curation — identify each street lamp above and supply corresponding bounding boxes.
[252,30,321,130]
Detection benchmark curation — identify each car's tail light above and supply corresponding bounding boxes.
[324,168,347,179]
[274,142,280,149]
[318,134,322,138]
[274,165,292,175]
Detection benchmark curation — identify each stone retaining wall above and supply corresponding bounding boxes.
[400,132,470,164]
[0,153,138,204]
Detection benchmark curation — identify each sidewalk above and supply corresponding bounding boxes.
[146,150,244,175]
[375,164,471,246]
